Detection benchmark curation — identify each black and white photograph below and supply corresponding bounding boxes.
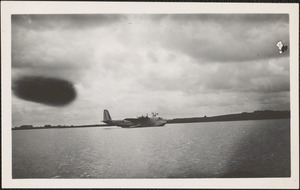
[1,2,299,189]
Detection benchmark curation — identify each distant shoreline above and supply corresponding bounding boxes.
[12,110,290,130]
[12,124,112,130]
[167,110,290,124]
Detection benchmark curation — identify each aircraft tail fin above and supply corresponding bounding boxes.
[103,109,112,122]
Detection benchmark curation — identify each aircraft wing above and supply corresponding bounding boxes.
[124,118,139,122]
[124,117,149,126]
[125,117,150,122]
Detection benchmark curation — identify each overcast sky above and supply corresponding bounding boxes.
[12,14,290,127]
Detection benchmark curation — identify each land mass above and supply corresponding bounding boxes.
[166,110,290,124]
[12,124,112,130]
[12,110,290,130]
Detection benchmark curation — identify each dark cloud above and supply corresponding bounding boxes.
[13,76,76,106]
[12,14,125,30]
[167,14,289,23]
[156,14,289,62]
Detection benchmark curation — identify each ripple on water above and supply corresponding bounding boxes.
[12,120,290,178]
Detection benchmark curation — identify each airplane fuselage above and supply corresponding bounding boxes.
[103,119,133,128]
[102,110,167,128]
[103,119,166,128]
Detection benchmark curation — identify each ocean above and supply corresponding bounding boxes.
[12,119,290,178]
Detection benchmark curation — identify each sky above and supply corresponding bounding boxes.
[11,14,290,127]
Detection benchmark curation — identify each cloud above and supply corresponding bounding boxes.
[156,14,289,62]
[165,14,288,23]
[11,14,290,127]
[12,14,124,30]
[202,57,290,93]
[12,18,105,82]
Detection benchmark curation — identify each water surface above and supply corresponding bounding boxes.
[12,119,290,178]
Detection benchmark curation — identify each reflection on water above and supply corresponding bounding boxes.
[12,119,290,178]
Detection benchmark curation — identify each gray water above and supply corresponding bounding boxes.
[12,119,290,178]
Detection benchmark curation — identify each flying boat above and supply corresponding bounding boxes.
[102,109,167,128]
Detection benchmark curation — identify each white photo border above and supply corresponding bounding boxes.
[1,1,299,189]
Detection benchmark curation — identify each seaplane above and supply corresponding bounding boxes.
[102,109,167,128]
